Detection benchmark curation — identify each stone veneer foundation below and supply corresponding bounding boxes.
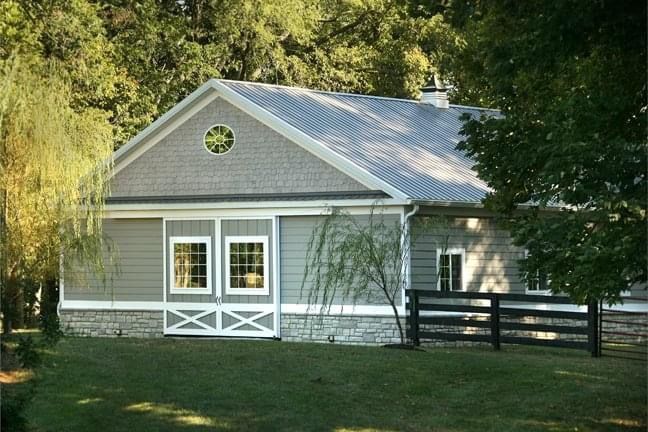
[280,314,406,345]
[61,310,163,338]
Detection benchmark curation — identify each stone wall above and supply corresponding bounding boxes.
[60,310,163,338]
[280,314,405,345]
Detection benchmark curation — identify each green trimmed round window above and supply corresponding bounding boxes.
[204,125,235,155]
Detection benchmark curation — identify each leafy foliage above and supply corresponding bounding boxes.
[450,1,647,303]
[15,335,40,368]
[0,57,113,331]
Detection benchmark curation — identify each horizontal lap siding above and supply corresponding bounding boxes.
[65,219,163,301]
[280,215,402,306]
[411,217,526,293]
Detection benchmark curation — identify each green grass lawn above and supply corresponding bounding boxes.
[23,337,647,432]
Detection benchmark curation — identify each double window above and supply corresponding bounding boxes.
[437,248,465,291]
[169,234,270,296]
[170,236,212,294]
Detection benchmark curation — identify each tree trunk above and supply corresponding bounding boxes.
[389,301,405,344]
[2,272,20,334]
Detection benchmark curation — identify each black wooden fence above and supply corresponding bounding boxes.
[599,297,647,361]
[406,290,599,356]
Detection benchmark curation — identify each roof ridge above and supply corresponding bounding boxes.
[216,79,422,105]
[449,103,501,112]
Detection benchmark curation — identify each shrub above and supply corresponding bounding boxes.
[39,312,63,346]
[15,335,40,368]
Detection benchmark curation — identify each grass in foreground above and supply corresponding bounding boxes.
[23,337,647,432]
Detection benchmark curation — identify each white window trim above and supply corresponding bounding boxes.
[436,248,466,291]
[225,235,270,296]
[524,250,551,295]
[169,236,213,295]
[203,124,236,156]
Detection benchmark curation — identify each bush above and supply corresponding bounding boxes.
[15,335,40,368]
[39,312,63,346]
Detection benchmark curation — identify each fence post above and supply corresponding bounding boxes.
[588,299,599,357]
[411,290,420,346]
[490,294,500,350]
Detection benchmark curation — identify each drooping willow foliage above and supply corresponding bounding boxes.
[0,56,114,331]
[301,205,451,344]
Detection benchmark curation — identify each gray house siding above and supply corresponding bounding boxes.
[280,214,402,306]
[411,216,526,293]
[220,219,273,305]
[65,219,163,301]
[110,97,369,198]
[165,219,216,303]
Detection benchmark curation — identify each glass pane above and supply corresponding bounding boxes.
[257,265,264,277]
[198,243,206,253]
[240,253,247,265]
[254,243,263,253]
[230,276,239,288]
[440,279,449,291]
[238,276,246,288]
[198,253,206,265]
[231,243,239,253]
[190,243,199,253]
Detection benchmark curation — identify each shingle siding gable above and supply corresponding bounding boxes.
[110,98,369,197]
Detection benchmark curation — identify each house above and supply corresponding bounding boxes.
[59,79,548,344]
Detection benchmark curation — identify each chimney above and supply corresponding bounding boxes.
[420,75,449,109]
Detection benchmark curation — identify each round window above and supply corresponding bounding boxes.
[204,125,235,155]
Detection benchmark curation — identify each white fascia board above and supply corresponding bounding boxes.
[112,90,219,177]
[112,81,214,163]
[209,80,409,200]
[103,200,408,219]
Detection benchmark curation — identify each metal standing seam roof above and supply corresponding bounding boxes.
[218,80,498,203]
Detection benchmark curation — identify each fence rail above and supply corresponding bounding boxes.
[405,289,599,356]
[599,297,647,361]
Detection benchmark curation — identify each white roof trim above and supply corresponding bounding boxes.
[113,80,214,166]
[111,80,409,200]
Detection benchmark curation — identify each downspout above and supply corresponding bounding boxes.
[403,203,420,294]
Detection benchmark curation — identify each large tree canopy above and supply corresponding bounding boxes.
[1,0,460,148]
[450,0,647,303]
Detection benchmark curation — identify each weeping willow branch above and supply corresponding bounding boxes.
[300,203,452,345]
[0,55,114,331]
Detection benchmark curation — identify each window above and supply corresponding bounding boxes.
[437,248,465,291]
[524,250,550,294]
[225,236,269,295]
[170,236,212,294]
[204,124,235,155]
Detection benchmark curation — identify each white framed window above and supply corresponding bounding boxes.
[436,248,466,291]
[170,236,212,294]
[524,250,550,294]
[225,235,269,296]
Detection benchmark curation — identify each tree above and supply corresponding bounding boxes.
[447,1,646,303]
[0,57,113,333]
[301,206,448,345]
